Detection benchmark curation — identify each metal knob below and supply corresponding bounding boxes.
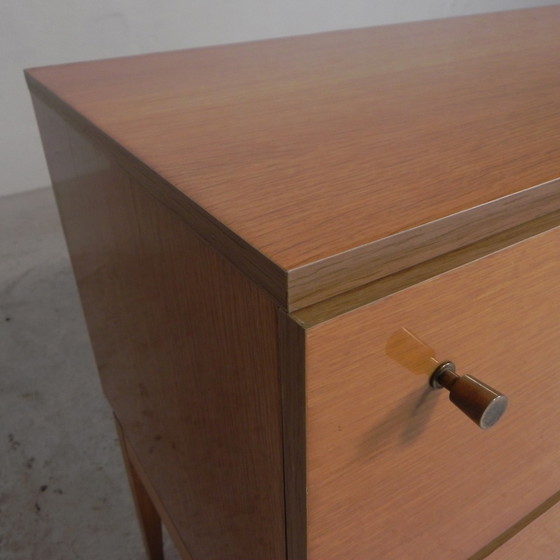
[430,361,508,429]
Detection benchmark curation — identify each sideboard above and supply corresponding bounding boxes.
[27,6,560,558]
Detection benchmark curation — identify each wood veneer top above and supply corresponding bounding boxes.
[26,6,560,310]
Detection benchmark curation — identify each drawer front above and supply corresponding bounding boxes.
[306,226,560,559]
[485,494,560,559]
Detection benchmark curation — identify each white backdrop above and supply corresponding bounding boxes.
[2,0,559,196]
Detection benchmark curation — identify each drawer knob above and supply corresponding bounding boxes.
[429,361,508,429]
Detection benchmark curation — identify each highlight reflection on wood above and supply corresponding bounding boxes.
[26,6,560,559]
[31,95,285,559]
[25,5,560,309]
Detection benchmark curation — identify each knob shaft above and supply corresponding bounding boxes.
[430,361,508,429]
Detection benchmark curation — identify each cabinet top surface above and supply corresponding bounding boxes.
[27,6,560,309]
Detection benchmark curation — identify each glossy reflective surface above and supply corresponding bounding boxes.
[26,6,560,310]
[32,96,285,560]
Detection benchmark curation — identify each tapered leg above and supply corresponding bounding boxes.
[115,415,164,560]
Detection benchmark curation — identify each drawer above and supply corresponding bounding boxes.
[305,225,560,559]
[485,494,560,559]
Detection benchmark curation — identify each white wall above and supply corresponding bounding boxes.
[2,0,559,197]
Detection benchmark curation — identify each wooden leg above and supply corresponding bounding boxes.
[114,415,164,560]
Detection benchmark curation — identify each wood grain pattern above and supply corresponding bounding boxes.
[469,490,560,559]
[484,494,560,559]
[289,178,560,309]
[295,208,560,327]
[305,224,560,559]
[25,6,560,310]
[32,95,286,560]
[28,9,560,558]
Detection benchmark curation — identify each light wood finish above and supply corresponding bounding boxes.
[485,494,560,559]
[27,7,560,560]
[115,416,164,560]
[295,208,560,327]
[25,6,560,310]
[288,178,560,309]
[304,225,560,559]
[31,95,285,560]
[470,490,560,559]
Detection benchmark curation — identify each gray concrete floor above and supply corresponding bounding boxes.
[0,187,180,559]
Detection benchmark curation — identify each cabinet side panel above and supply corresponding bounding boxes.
[31,94,286,560]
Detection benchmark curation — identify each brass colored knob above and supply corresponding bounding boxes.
[430,361,508,429]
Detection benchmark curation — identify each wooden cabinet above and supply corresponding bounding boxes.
[27,6,560,559]
[301,226,560,557]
